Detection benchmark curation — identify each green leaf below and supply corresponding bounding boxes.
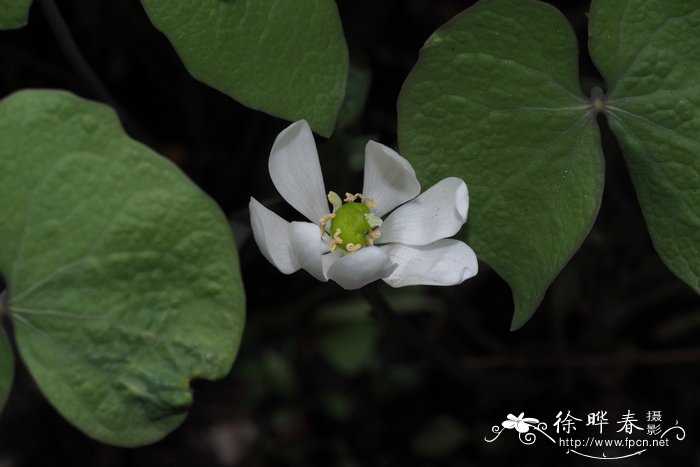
[0,0,32,29]
[412,415,467,458]
[590,0,700,294]
[0,90,245,446]
[316,299,379,376]
[397,0,604,329]
[261,350,299,399]
[0,326,13,413]
[318,322,379,376]
[336,65,371,131]
[140,0,348,137]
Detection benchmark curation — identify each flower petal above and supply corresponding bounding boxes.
[380,239,477,287]
[322,250,343,276]
[326,247,397,290]
[288,221,328,282]
[269,120,329,223]
[378,177,468,245]
[502,421,517,429]
[249,197,300,274]
[361,141,421,217]
[515,422,531,433]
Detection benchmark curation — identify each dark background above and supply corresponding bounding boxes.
[1,0,699,465]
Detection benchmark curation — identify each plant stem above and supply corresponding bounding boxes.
[361,283,473,386]
[37,0,142,138]
[38,0,115,106]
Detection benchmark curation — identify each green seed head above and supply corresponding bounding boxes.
[330,202,372,250]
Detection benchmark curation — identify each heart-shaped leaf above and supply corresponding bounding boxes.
[140,0,348,137]
[0,90,245,446]
[0,0,32,29]
[398,0,603,329]
[590,0,700,294]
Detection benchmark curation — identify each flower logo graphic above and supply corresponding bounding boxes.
[485,412,554,445]
[502,413,540,433]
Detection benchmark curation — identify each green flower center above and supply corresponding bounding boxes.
[331,202,372,250]
[322,192,382,253]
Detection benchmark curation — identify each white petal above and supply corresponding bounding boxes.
[515,422,531,433]
[249,197,300,274]
[322,250,343,276]
[361,141,421,217]
[326,247,397,290]
[288,221,328,282]
[378,177,468,245]
[502,421,517,429]
[380,239,477,287]
[269,120,329,223]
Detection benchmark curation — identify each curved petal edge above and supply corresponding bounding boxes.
[379,177,468,246]
[362,141,421,217]
[249,197,300,274]
[380,239,477,287]
[326,246,397,290]
[269,120,329,223]
[289,221,328,282]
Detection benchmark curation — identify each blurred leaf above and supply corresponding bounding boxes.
[384,286,437,315]
[0,90,245,446]
[412,415,467,458]
[140,0,348,137]
[0,0,32,29]
[318,322,379,376]
[270,406,305,439]
[261,350,299,398]
[384,364,421,389]
[0,327,13,413]
[336,65,371,131]
[590,0,700,294]
[398,0,603,329]
[373,364,422,397]
[316,298,370,325]
[319,391,353,421]
[316,300,380,376]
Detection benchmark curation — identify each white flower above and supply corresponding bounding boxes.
[249,120,478,290]
[502,413,539,433]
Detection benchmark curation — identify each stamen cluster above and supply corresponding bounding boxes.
[320,192,382,253]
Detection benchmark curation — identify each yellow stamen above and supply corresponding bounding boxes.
[325,192,383,254]
[319,213,335,232]
[345,243,363,253]
[328,227,344,252]
[327,191,342,212]
[366,229,381,246]
[344,192,362,203]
